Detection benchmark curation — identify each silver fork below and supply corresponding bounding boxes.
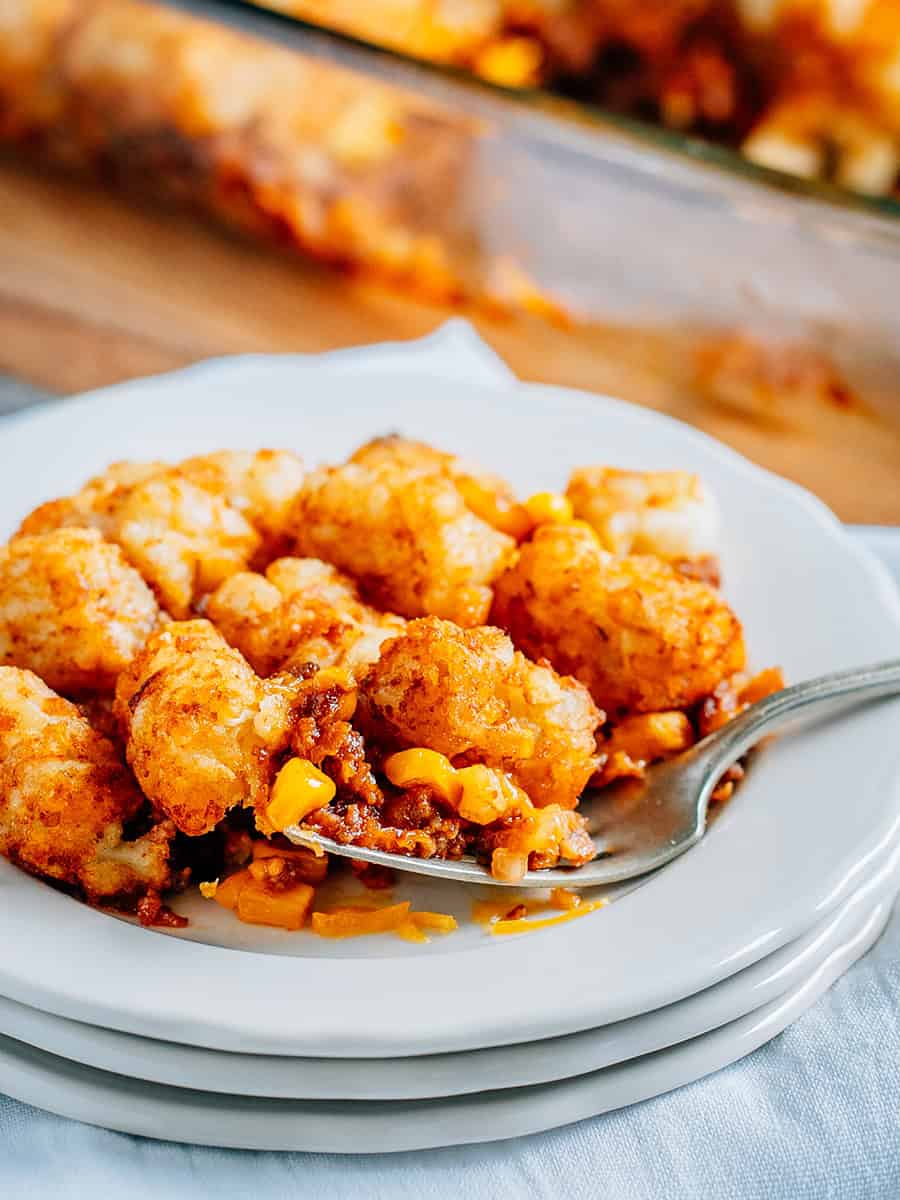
[284,660,900,888]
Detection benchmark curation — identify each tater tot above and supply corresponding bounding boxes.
[114,620,297,836]
[207,556,405,678]
[491,523,745,716]
[112,476,260,617]
[15,460,169,540]
[350,435,531,538]
[19,450,303,566]
[360,616,602,808]
[175,449,304,560]
[0,666,174,904]
[292,460,515,626]
[17,468,260,618]
[566,467,721,570]
[0,528,160,694]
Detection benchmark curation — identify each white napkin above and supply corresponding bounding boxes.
[1,324,898,1198]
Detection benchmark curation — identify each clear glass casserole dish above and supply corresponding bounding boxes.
[166,1,900,381]
[2,0,898,407]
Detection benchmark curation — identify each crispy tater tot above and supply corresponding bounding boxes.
[208,557,405,678]
[175,449,304,560]
[114,620,298,836]
[292,460,515,626]
[17,468,260,618]
[491,523,745,716]
[0,666,175,904]
[360,616,602,808]
[350,435,531,538]
[19,451,303,566]
[112,476,260,617]
[566,467,721,572]
[15,460,169,539]
[0,528,160,695]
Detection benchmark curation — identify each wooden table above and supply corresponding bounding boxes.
[1,158,898,525]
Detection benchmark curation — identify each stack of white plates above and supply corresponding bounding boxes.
[1,355,898,1153]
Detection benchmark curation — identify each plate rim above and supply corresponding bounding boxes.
[0,351,898,1057]
[1,840,897,1100]
[0,897,889,1152]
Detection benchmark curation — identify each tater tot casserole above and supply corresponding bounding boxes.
[0,436,782,937]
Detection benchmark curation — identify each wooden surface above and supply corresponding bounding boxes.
[1,158,898,524]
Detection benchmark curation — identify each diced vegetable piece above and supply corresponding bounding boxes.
[236,880,315,931]
[739,667,785,706]
[213,868,252,911]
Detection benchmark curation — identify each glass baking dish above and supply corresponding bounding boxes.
[156,0,900,384]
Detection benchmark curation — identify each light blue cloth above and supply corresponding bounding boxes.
[0,333,898,1198]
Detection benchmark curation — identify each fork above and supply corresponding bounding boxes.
[284,660,900,888]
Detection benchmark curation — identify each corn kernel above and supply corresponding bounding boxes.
[456,477,532,540]
[199,879,218,900]
[524,492,574,525]
[267,758,336,832]
[384,748,461,804]
[475,37,543,88]
[455,764,525,824]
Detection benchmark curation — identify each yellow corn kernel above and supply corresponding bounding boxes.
[199,879,219,900]
[475,37,543,88]
[267,759,336,832]
[384,748,461,804]
[455,476,532,540]
[455,764,526,824]
[524,491,574,525]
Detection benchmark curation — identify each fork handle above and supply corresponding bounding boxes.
[700,658,900,773]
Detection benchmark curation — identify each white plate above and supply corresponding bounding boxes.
[0,349,899,1057]
[0,895,889,1153]
[3,837,898,1102]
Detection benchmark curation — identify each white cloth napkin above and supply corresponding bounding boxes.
[1,323,898,1198]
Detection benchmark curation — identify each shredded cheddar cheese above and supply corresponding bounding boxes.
[490,898,607,935]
